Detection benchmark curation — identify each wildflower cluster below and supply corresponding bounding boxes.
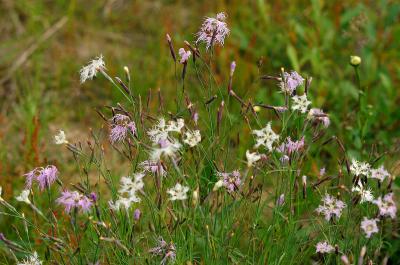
[0,11,397,265]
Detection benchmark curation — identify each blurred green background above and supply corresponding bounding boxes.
[1,0,399,196]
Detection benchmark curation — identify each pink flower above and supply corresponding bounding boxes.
[316,241,335,254]
[276,193,285,206]
[316,193,346,221]
[24,165,59,190]
[109,114,136,144]
[196,12,229,49]
[278,136,305,155]
[217,170,241,193]
[280,71,304,94]
[374,193,397,219]
[178,48,191,64]
[134,209,141,221]
[140,160,167,177]
[56,190,93,213]
[360,217,379,238]
[308,108,330,128]
[370,166,390,182]
[149,237,176,265]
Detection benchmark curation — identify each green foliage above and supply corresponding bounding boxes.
[0,1,399,264]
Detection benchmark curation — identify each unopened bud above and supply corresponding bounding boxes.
[192,187,199,206]
[350,55,361,66]
[230,61,236,77]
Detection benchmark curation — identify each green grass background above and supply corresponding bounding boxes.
[0,0,399,263]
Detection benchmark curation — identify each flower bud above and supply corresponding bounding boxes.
[192,187,199,206]
[134,209,141,221]
[253,106,261,112]
[350,55,361,66]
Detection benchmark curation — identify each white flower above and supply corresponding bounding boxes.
[315,241,335,254]
[183,130,201,147]
[370,166,390,182]
[252,122,279,151]
[167,183,189,201]
[16,190,31,204]
[360,217,379,238]
[167,119,185,132]
[118,173,145,198]
[17,252,42,265]
[150,138,182,161]
[79,55,106,83]
[351,181,374,203]
[109,197,136,211]
[350,159,370,177]
[147,118,185,143]
[110,173,144,210]
[213,180,224,191]
[54,130,68,145]
[291,94,311,113]
[246,150,261,167]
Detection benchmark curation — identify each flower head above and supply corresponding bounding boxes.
[79,55,106,83]
[109,173,144,210]
[147,118,184,143]
[360,217,379,238]
[24,165,59,190]
[178,48,191,64]
[150,138,182,161]
[350,159,371,177]
[280,71,304,94]
[196,12,229,49]
[278,137,305,155]
[149,237,176,265]
[56,190,93,213]
[140,160,167,177]
[370,166,390,182]
[308,108,330,128]
[316,241,335,254]
[16,190,31,204]
[252,122,279,151]
[217,170,241,193]
[109,114,136,144]
[316,193,346,221]
[183,130,201,147]
[54,130,68,145]
[167,183,189,201]
[118,173,144,199]
[374,193,397,219]
[245,150,262,167]
[291,94,311,113]
[351,180,374,203]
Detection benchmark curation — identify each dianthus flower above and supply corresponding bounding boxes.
[24,165,59,190]
[316,193,346,221]
[196,12,229,49]
[109,114,136,144]
[56,190,93,213]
